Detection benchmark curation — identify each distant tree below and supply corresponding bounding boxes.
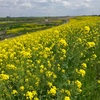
[6,16,11,18]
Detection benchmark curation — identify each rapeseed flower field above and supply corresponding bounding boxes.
[0,16,100,100]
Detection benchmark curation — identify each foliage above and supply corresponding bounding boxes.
[0,16,100,100]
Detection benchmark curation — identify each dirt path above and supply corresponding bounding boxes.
[0,31,18,41]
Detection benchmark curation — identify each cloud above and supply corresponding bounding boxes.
[20,2,32,8]
[0,0,99,17]
[35,0,48,3]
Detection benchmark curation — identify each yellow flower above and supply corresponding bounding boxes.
[61,49,66,54]
[76,68,85,77]
[75,80,82,88]
[65,90,71,96]
[86,42,95,48]
[53,74,57,79]
[48,62,51,68]
[10,53,14,59]
[6,64,17,70]
[47,82,53,87]
[59,39,68,47]
[43,54,48,58]
[91,54,97,59]
[64,96,70,100]
[21,51,31,58]
[46,71,53,78]
[84,26,90,33]
[1,71,4,74]
[78,69,86,77]
[20,86,24,91]
[45,47,50,52]
[35,81,39,86]
[0,74,9,80]
[60,89,64,93]
[77,38,82,43]
[40,65,44,69]
[67,80,70,84]
[26,91,33,100]
[32,91,37,97]
[11,90,18,95]
[40,69,44,73]
[61,69,65,73]
[34,97,39,100]
[97,80,100,84]
[77,88,82,93]
[48,86,57,96]
[25,79,29,82]
[81,63,87,69]
[0,59,3,63]
[36,60,41,64]
[58,67,61,71]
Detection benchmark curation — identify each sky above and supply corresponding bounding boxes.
[0,0,100,17]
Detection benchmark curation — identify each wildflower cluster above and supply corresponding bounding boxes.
[0,16,100,100]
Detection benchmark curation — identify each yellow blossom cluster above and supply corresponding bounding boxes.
[0,74,9,80]
[84,26,90,33]
[48,86,57,96]
[75,80,82,88]
[86,42,95,48]
[26,91,37,100]
[0,16,100,100]
[76,68,86,77]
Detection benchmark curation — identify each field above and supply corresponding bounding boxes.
[0,16,100,100]
[0,17,69,40]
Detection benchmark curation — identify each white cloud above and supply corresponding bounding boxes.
[21,2,32,8]
[0,0,99,17]
[35,0,47,3]
[85,0,92,1]
[62,1,71,7]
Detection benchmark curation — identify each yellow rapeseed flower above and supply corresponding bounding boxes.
[77,88,82,93]
[81,63,87,69]
[78,69,86,77]
[61,49,66,54]
[47,82,53,87]
[65,90,71,96]
[64,96,70,100]
[84,26,90,33]
[0,74,9,80]
[60,89,64,93]
[34,97,39,100]
[40,69,44,73]
[6,64,17,70]
[20,86,25,91]
[32,91,37,97]
[48,86,57,96]
[91,54,97,59]
[40,65,44,69]
[86,42,95,48]
[77,38,82,43]
[45,47,50,52]
[46,71,53,78]
[21,51,31,58]
[43,54,48,58]
[97,80,100,84]
[11,90,18,96]
[67,80,70,84]
[59,39,67,47]
[75,80,82,88]
[61,69,65,73]
[26,91,33,100]
[53,74,57,79]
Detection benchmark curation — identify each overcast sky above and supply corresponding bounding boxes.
[0,0,100,17]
